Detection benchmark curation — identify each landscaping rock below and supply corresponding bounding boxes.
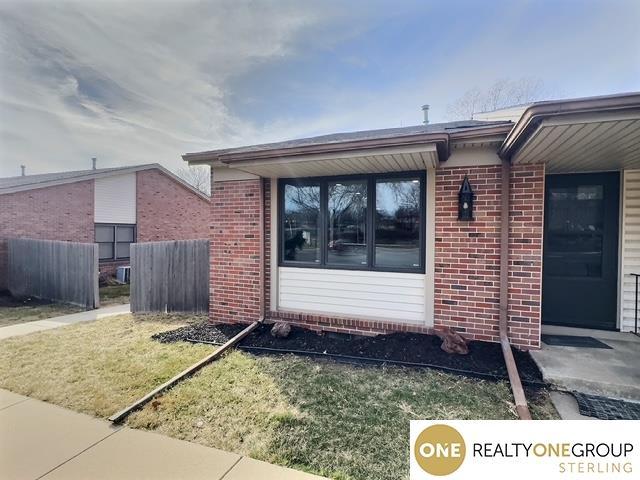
[434,328,469,355]
[271,322,291,338]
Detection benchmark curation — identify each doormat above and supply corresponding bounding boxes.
[541,334,612,349]
[572,392,640,420]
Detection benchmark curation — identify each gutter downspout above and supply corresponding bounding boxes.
[499,158,532,420]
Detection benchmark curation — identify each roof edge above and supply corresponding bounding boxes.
[499,92,640,159]
[219,132,451,164]
[183,123,513,167]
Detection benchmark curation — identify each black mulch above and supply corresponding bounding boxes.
[0,291,52,308]
[573,392,640,420]
[153,322,544,385]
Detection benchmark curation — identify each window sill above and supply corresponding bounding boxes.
[278,262,425,274]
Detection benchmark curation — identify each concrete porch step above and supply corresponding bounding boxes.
[531,330,640,402]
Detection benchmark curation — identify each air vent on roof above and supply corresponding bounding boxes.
[421,104,430,125]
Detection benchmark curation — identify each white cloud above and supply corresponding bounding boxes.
[0,0,326,176]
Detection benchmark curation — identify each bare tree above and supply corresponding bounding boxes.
[176,165,210,195]
[446,77,548,120]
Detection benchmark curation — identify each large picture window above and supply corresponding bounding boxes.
[95,224,136,261]
[279,172,425,273]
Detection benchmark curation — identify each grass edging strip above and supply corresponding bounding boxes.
[184,337,548,389]
[108,321,261,424]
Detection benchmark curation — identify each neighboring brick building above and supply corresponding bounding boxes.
[186,93,640,350]
[0,164,209,288]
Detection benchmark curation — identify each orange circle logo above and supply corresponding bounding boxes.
[414,424,466,476]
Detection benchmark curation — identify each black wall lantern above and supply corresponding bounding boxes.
[458,176,475,221]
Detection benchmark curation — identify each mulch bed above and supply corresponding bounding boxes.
[153,322,544,384]
[0,291,52,308]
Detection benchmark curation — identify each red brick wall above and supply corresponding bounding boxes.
[0,181,94,242]
[209,179,262,323]
[210,164,545,349]
[434,164,544,349]
[136,170,209,242]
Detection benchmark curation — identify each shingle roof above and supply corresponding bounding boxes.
[0,163,209,199]
[184,119,512,159]
[0,165,154,190]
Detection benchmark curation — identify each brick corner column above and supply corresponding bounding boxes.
[209,179,262,324]
[508,163,545,350]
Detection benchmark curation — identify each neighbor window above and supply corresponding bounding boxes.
[95,224,136,261]
[279,172,424,273]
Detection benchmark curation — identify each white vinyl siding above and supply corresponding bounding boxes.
[94,173,136,224]
[620,169,640,332]
[278,267,426,324]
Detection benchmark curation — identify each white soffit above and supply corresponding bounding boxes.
[512,110,640,173]
[226,144,438,178]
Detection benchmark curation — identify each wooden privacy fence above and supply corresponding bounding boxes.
[8,238,99,309]
[131,239,209,313]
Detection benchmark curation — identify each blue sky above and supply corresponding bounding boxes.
[0,0,638,177]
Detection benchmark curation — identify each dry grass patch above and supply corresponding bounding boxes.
[0,314,207,415]
[0,313,558,480]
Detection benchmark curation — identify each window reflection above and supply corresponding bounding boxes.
[375,178,421,268]
[328,180,367,265]
[283,184,320,263]
[546,185,603,277]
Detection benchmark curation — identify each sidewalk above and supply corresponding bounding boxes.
[0,304,130,340]
[0,389,326,480]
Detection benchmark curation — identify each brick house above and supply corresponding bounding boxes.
[0,163,210,288]
[184,92,640,350]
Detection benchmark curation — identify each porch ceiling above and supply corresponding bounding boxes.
[512,110,640,173]
[227,143,439,178]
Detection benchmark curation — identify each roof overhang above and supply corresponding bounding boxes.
[184,124,511,177]
[500,92,640,173]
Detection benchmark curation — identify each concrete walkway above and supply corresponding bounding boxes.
[531,326,640,402]
[0,304,130,340]
[0,389,325,480]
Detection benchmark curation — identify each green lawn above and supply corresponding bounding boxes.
[0,314,557,480]
[99,284,130,306]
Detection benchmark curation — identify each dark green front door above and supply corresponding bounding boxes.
[542,172,619,329]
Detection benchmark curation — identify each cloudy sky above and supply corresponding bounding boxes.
[0,0,638,177]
